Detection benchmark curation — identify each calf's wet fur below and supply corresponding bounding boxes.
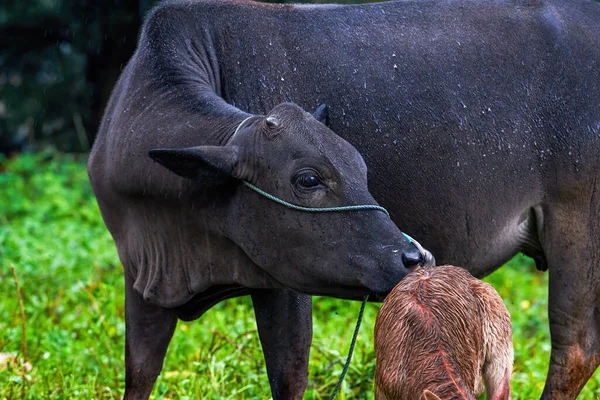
[375,266,513,400]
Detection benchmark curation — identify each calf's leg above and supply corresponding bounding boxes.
[540,202,600,399]
[124,274,177,400]
[251,289,312,400]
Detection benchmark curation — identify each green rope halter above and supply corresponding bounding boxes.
[243,181,390,216]
[242,181,420,245]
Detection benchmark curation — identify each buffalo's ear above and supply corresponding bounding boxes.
[313,104,330,126]
[149,146,240,179]
[422,390,442,400]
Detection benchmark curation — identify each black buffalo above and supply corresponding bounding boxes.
[89,0,600,398]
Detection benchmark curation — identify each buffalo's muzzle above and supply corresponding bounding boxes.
[402,246,424,268]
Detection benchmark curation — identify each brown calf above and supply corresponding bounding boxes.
[374,266,513,400]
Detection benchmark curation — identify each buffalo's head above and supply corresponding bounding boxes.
[149,102,433,300]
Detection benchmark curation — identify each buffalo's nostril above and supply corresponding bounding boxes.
[402,247,423,269]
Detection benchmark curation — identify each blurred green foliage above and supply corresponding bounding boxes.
[2,154,600,398]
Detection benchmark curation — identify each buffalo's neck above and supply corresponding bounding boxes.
[113,194,283,308]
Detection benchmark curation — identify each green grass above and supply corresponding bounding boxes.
[0,153,598,399]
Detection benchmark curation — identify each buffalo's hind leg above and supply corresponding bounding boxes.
[540,200,600,399]
[124,274,177,400]
[251,289,312,400]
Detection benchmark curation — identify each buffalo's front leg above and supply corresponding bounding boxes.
[540,203,600,399]
[124,274,177,400]
[251,289,312,400]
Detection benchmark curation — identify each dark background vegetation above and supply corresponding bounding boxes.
[1,0,157,153]
[0,0,374,155]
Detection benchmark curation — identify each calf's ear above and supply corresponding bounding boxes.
[422,390,442,400]
[149,146,241,179]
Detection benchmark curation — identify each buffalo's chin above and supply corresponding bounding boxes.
[370,293,388,302]
[341,290,390,302]
[295,286,373,300]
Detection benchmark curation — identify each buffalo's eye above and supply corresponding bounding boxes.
[294,171,322,189]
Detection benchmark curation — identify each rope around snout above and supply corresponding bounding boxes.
[242,181,391,217]
[241,181,433,261]
[328,295,369,400]
[242,181,425,248]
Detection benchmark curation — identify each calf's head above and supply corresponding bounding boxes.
[150,102,433,299]
[374,266,513,400]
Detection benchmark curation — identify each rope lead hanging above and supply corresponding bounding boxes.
[328,295,369,400]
